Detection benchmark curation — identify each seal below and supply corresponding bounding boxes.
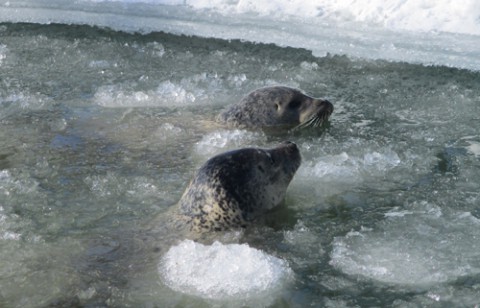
[176,141,301,233]
[217,86,333,130]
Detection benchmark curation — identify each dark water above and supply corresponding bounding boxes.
[1,23,480,307]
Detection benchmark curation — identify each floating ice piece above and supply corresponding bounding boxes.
[93,81,196,108]
[159,240,293,300]
[0,206,22,241]
[330,202,480,286]
[299,148,401,184]
[194,129,266,158]
[466,141,480,158]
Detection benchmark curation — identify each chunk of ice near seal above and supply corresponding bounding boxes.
[159,240,293,299]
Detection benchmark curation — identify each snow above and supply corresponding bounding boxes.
[1,0,480,70]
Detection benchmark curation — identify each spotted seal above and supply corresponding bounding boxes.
[176,142,301,233]
[217,86,333,130]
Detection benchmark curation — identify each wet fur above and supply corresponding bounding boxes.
[176,142,301,233]
[218,86,333,129]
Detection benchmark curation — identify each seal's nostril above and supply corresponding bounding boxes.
[322,100,334,112]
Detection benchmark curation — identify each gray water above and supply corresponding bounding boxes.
[1,23,480,307]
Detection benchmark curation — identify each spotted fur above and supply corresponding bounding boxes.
[177,142,301,232]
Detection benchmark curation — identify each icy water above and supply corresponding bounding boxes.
[1,23,480,307]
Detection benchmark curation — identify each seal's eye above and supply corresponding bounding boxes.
[266,152,276,166]
[288,99,302,109]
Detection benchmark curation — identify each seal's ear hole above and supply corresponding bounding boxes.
[257,165,265,173]
[288,99,302,109]
[274,103,280,111]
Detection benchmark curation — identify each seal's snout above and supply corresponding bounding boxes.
[319,99,334,116]
[279,141,299,153]
[281,140,296,147]
[276,141,301,171]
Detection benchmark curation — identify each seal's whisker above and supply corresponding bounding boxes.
[310,116,318,128]
[293,115,317,130]
[305,117,316,128]
[293,120,306,130]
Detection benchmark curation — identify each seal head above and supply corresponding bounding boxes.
[178,142,301,232]
[217,86,333,130]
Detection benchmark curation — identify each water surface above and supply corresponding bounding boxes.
[1,23,480,307]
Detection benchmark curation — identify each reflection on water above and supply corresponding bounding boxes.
[1,23,480,307]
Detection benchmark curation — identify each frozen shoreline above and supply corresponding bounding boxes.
[1,0,480,71]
